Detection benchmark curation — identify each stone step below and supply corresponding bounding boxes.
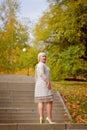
[0,123,87,130]
[0,115,66,119]
[0,114,69,120]
[0,74,35,83]
[0,120,68,123]
[0,115,70,123]
[0,104,66,110]
[0,106,67,116]
[0,99,64,104]
[0,108,68,115]
[0,83,35,91]
[0,109,67,116]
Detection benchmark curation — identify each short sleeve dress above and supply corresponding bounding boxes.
[34,61,53,103]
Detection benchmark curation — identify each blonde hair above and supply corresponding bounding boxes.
[38,52,46,61]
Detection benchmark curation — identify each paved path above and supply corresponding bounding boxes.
[0,74,72,124]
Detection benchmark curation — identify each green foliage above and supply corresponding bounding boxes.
[57,44,86,78]
[33,0,87,80]
[17,47,38,69]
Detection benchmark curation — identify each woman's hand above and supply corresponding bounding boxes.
[47,81,51,90]
[45,79,51,90]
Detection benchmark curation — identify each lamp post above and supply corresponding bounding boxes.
[22,48,29,76]
[22,48,26,52]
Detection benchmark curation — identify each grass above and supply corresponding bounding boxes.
[52,81,87,123]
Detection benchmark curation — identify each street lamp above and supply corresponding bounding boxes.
[22,48,29,76]
[22,48,26,52]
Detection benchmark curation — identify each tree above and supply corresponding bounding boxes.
[17,46,38,75]
[33,0,87,80]
[0,0,29,73]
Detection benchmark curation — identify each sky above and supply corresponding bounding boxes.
[20,0,49,21]
[0,0,49,21]
[0,0,49,41]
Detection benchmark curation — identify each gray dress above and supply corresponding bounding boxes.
[34,61,53,103]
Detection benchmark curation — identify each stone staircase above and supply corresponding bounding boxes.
[0,74,72,123]
[0,75,86,130]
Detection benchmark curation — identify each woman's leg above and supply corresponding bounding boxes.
[46,101,53,120]
[38,102,44,118]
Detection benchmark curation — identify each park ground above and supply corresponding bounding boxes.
[52,81,87,123]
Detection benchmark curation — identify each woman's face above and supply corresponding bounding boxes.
[40,55,46,63]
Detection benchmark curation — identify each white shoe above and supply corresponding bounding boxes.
[46,117,56,124]
[39,117,43,124]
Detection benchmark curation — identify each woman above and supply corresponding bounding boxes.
[34,52,54,124]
